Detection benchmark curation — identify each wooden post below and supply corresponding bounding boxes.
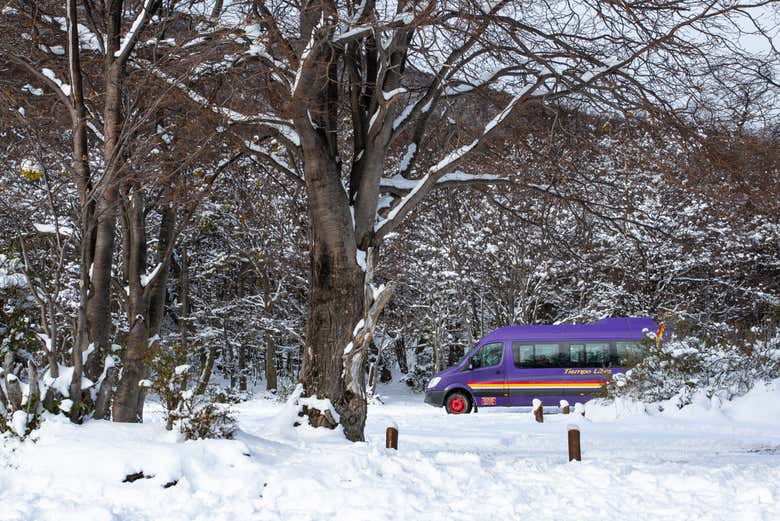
[386,426,398,450]
[568,425,581,461]
[560,399,570,414]
[533,398,543,423]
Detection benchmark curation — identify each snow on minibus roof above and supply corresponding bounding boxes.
[480,317,657,343]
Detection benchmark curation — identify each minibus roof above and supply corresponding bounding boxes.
[481,317,657,344]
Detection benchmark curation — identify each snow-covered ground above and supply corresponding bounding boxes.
[2,381,780,521]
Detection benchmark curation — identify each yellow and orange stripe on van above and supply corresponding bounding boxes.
[468,381,607,390]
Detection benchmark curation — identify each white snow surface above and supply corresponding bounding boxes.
[33,223,74,236]
[2,380,780,520]
[40,68,71,97]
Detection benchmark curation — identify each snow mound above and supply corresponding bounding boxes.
[586,378,780,426]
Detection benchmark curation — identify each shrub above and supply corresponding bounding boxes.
[608,324,780,408]
[177,389,237,440]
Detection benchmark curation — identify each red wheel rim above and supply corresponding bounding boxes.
[449,396,466,413]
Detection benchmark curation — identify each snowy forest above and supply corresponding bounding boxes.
[1,1,779,519]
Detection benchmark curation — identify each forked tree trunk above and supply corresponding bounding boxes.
[291,4,405,441]
[295,107,369,438]
[113,187,150,422]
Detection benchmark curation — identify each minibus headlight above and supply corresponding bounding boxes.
[426,377,441,389]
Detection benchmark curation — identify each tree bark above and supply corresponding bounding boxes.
[302,259,364,438]
[113,319,150,422]
[297,129,366,440]
[265,331,277,392]
[394,336,408,374]
[67,0,96,413]
[0,381,8,412]
[195,344,216,395]
[238,342,247,392]
[86,53,122,382]
[149,204,176,334]
[26,362,40,417]
[112,187,150,422]
[93,365,117,420]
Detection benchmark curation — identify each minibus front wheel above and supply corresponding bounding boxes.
[445,391,473,414]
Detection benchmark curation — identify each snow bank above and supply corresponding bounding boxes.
[586,378,780,426]
[1,413,261,521]
[3,383,780,520]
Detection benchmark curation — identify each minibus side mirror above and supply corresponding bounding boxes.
[468,359,476,370]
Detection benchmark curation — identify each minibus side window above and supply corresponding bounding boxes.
[512,344,534,367]
[585,343,610,367]
[512,342,563,368]
[534,343,562,367]
[469,342,504,369]
[569,344,586,366]
[615,341,644,366]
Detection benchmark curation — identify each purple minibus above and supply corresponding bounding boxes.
[424,317,658,414]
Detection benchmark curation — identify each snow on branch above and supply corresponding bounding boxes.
[374,84,538,241]
[332,11,415,44]
[243,140,303,185]
[40,68,72,97]
[33,223,74,237]
[442,65,525,96]
[144,63,300,147]
[379,172,507,192]
[114,0,156,64]
[140,263,163,288]
[291,23,319,96]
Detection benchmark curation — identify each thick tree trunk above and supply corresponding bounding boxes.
[302,258,365,440]
[296,121,368,440]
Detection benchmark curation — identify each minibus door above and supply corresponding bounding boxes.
[465,341,508,408]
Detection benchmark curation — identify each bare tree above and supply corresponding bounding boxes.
[137,0,778,440]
